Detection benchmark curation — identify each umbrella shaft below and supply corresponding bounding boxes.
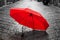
[22,26,23,33]
[32,16,35,40]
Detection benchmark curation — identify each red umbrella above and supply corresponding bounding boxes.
[10,8,49,31]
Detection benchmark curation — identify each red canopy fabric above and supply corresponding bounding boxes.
[10,8,49,31]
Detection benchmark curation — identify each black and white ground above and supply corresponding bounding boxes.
[0,1,60,40]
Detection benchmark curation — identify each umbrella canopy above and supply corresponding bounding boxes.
[10,8,49,31]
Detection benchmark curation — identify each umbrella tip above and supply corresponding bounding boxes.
[30,13,33,16]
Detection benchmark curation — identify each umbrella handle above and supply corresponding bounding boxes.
[21,25,24,40]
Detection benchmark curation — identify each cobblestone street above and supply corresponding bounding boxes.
[0,1,60,40]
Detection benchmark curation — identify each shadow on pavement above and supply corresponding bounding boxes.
[10,30,49,40]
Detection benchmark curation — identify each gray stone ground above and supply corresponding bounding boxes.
[0,1,60,40]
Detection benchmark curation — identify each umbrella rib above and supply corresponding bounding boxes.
[32,16,34,30]
[37,17,46,30]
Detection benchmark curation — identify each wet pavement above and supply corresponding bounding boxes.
[0,1,60,40]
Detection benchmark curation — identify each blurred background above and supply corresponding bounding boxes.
[0,0,60,40]
[0,0,60,7]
